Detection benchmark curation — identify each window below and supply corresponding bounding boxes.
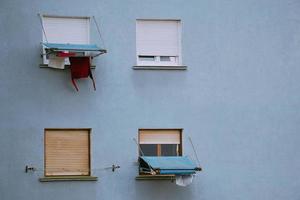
[136,20,182,66]
[137,129,201,179]
[44,129,91,176]
[138,129,182,156]
[42,16,90,65]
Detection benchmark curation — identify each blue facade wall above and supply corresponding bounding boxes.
[1,0,300,199]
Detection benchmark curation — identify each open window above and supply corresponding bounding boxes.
[137,129,201,182]
[40,15,107,91]
[139,129,182,157]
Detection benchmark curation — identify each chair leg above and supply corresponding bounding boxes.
[71,79,79,91]
[89,70,96,91]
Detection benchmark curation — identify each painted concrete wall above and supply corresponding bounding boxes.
[1,0,300,199]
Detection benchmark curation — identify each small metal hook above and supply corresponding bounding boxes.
[111,164,120,172]
[25,165,36,173]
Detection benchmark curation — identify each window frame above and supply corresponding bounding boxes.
[44,128,92,177]
[138,128,183,157]
[135,19,182,67]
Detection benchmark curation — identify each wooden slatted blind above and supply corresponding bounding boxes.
[139,129,181,144]
[45,129,90,176]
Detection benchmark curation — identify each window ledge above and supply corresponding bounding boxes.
[135,175,175,181]
[39,176,98,182]
[133,66,187,70]
[39,64,96,69]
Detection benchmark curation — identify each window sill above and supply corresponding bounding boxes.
[39,176,98,182]
[39,64,96,69]
[135,175,175,181]
[133,66,187,70]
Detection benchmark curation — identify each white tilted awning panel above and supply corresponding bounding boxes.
[43,16,90,44]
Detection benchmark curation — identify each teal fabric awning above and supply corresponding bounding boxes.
[140,156,200,175]
[42,43,106,52]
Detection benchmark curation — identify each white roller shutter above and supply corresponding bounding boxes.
[42,16,90,44]
[136,20,180,56]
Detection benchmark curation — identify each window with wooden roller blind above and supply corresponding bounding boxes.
[44,129,91,176]
[138,129,182,156]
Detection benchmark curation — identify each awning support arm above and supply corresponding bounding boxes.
[92,16,106,50]
[133,138,156,175]
[189,136,201,168]
[91,50,107,58]
[38,13,48,43]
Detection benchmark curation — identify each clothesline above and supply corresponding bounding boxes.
[26,165,120,173]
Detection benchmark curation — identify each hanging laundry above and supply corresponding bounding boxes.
[175,175,194,187]
[56,51,76,57]
[48,56,65,69]
[69,56,96,91]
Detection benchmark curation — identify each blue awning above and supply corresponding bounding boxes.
[42,43,106,52]
[140,156,200,175]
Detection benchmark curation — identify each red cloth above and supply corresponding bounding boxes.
[69,57,96,91]
[57,52,76,57]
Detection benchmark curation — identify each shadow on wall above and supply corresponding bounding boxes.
[131,70,188,90]
[134,180,201,200]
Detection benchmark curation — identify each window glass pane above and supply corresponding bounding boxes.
[161,144,178,156]
[139,56,155,61]
[160,56,171,62]
[140,144,157,156]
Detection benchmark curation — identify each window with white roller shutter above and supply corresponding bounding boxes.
[42,16,90,64]
[136,20,182,66]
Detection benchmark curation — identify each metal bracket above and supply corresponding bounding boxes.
[196,167,202,171]
[111,164,120,172]
[25,165,36,173]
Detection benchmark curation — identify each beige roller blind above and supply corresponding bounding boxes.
[139,129,181,144]
[45,129,90,176]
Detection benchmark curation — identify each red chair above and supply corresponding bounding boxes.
[69,57,96,91]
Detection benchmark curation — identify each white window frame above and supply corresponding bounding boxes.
[136,20,182,66]
[41,15,91,65]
